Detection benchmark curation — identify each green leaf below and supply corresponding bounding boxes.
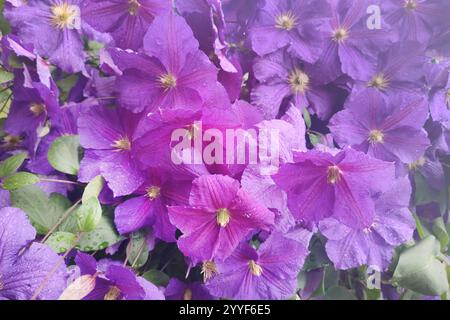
[142,270,170,287]
[82,175,104,203]
[2,172,40,190]
[414,174,447,215]
[0,69,13,84]
[10,186,71,234]
[76,197,102,233]
[48,135,81,175]
[303,108,312,129]
[76,215,121,252]
[0,152,28,178]
[0,88,12,119]
[126,231,149,268]
[322,286,357,300]
[393,236,449,296]
[45,231,77,254]
[308,133,320,146]
[432,217,449,250]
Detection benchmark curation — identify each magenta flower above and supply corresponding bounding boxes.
[329,89,430,166]
[112,11,219,113]
[273,148,395,229]
[82,0,171,50]
[205,231,309,300]
[77,105,145,197]
[319,177,415,271]
[5,0,111,73]
[168,175,275,262]
[114,166,206,242]
[250,0,329,63]
[0,207,67,300]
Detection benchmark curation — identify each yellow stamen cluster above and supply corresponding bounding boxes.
[146,186,161,200]
[275,11,298,31]
[332,27,349,43]
[112,137,131,151]
[368,129,384,144]
[408,157,426,171]
[29,103,45,116]
[3,135,21,147]
[201,260,218,281]
[404,0,417,10]
[368,74,389,91]
[288,69,310,94]
[216,208,231,228]
[248,260,263,276]
[129,0,141,15]
[158,73,177,90]
[327,165,342,184]
[50,3,80,29]
[104,286,121,300]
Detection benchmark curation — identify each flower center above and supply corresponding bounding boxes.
[327,165,342,184]
[29,103,45,116]
[368,129,384,144]
[129,0,141,15]
[332,27,349,43]
[201,260,218,281]
[408,157,426,171]
[216,208,231,228]
[288,69,310,94]
[248,260,263,276]
[146,186,161,200]
[275,11,297,31]
[368,74,389,91]
[3,135,21,147]
[404,0,417,10]
[104,286,121,300]
[183,288,193,300]
[158,73,177,90]
[50,3,80,29]
[112,137,131,151]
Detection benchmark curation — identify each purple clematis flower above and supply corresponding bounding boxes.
[205,231,308,300]
[0,207,67,300]
[111,11,219,113]
[313,0,394,84]
[329,90,430,167]
[319,177,415,271]
[168,174,275,262]
[251,49,339,120]
[114,166,207,242]
[77,105,145,197]
[384,0,447,43]
[5,0,111,74]
[75,253,164,300]
[352,41,426,98]
[273,148,395,229]
[430,75,450,122]
[81,0,171,50]
[4,67,59,139]
[165,278,214,300]
[249,0,329,63]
